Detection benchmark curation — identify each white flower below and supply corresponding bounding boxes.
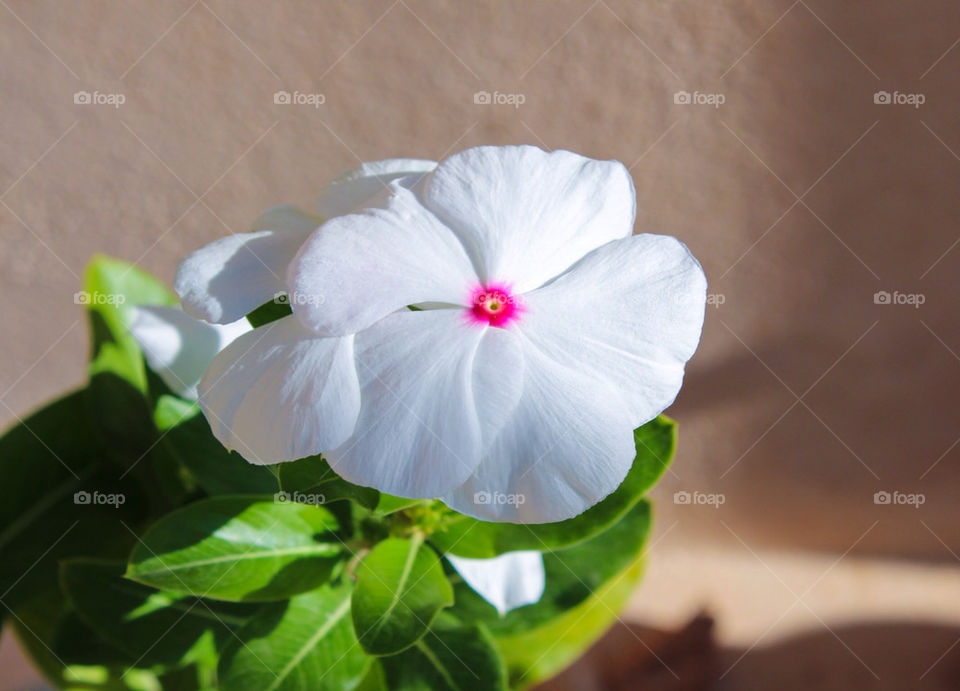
[127,305,250,400]
[171,159,436,462]
[447,551,545,615]
[189,145,706,522]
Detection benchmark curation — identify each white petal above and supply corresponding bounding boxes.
[422,145,635,293]
[447,551,545,615]
[289,178,479,336]
[326,310,522,498]
[317,158,437,218]
[197,315,359,464]
[442,336,638,523]
[127,305,251,400]
[443,234,706,523]
[522,233,706,423]
[175,206,320,324]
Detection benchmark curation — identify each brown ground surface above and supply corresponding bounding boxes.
[1,1,959,688]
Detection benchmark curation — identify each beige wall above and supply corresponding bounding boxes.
[2,1,959,687]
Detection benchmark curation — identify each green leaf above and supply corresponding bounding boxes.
[352,535,454,655]
[61,558,257,668]
[9,584,148,689]
[430,417,674,558]
[246,298,294,328]
[380,616,507,691]
[450,502,653,687]
[219,582,369,691]
[277,456,379,510]
[126,496,345,602]
[373,495,424,516]
[83,254,177,395]
[0,390,149,610]
[83,256,177,466]
[153,395,278,496]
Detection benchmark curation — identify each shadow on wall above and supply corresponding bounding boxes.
[535,616,960,690]
[643,1,960,562]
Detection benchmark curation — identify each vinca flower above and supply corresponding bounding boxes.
[181,145,706,523]
[129,304,546,614]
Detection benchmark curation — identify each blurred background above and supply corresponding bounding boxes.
[2,1,959,688]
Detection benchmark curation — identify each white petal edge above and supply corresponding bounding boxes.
[447,551,545,615]
[197,315,359,464]
[317,158,437,218]
[422,145,636,293]
[175,205,320,324]
[326,310,523,498]
[443,233,706,523]
[520,233,707,424]
[289,178,479,336]
[442,332,638,523]
[127,305,251,400]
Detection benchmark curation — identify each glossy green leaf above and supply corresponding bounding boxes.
[431,417,674,558]
[0,390,149,610]
[153,395,278,496]
[498,561,644,689]
[373,495,424,516]
[352,535,454,655]
[277,455,379,509]
[126,496,345,602]
[61,559,257,668]
[83,256,177,468]
[219,582,369,691]
[380,615,507,691]
[83,254,177,394]
[450,501,653,687]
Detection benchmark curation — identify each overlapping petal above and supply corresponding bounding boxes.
[197,315,360,464]
[127,305,251,400]
[442,334,638,523]
[521,233,706,423]
[175,206,320,324]
[317,158,436,218]
[289,179,479,336]
[422,145,636,293]
[442,233,705,522]
[326,310,523,498]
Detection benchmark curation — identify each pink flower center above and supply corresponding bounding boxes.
[467,283,523,328]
